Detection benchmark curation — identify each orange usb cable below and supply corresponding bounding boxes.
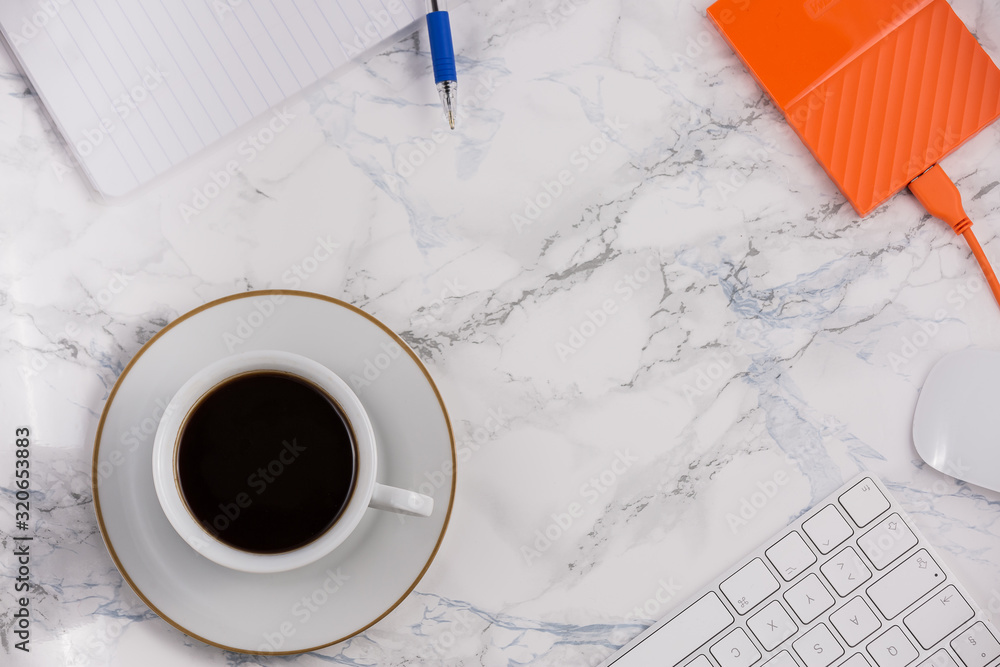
[908,164,1000,310]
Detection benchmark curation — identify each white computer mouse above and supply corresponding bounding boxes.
[913,348,1000,493]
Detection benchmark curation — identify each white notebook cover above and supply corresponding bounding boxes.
[0,0,425,199]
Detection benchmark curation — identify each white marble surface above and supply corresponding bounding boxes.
[2,0,1000,664]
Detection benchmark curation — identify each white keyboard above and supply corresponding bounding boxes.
[603,475,1000,667]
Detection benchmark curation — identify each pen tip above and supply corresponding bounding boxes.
[437,81,458,131]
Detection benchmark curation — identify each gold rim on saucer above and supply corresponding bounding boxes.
[92,290,456,655]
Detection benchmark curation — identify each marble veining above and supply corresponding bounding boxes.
[2,0,1000,665]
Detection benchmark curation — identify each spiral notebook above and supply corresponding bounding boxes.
[0,0,424,199]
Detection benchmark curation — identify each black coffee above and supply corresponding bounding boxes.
[176,371,356,554]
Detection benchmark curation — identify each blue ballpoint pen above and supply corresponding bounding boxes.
[426,0,457,129]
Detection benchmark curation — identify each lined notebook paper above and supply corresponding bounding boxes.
[0,0,424,198]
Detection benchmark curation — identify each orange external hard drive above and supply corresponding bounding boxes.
[707,0,1000,216]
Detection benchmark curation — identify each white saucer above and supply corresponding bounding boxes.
[93,291,455,654]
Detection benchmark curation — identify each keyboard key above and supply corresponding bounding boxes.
[785,573,835,624]
[867,549,945,619]
[792,623,845,667]
[803,505,854,554]
[917,650,960,667]
[748,601,797,651]
[764,651,798,667]
[720,558,779,615]
[599,474,1000,667]
[951,622,1000,667]
[843,654,875,667]
[839,478,890,527]
[609,592,734,666]
[711,628,762,667]
[820,547,871,596]
[767,531,817,581]
[830,597,882,647]
[686,656,713,667]
[858,513,918,570]
[867,626,919,667]
[903,585,974,649]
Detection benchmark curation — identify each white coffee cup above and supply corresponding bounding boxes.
[152,350,433,573]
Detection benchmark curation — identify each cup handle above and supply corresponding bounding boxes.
[370,483,435,517]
